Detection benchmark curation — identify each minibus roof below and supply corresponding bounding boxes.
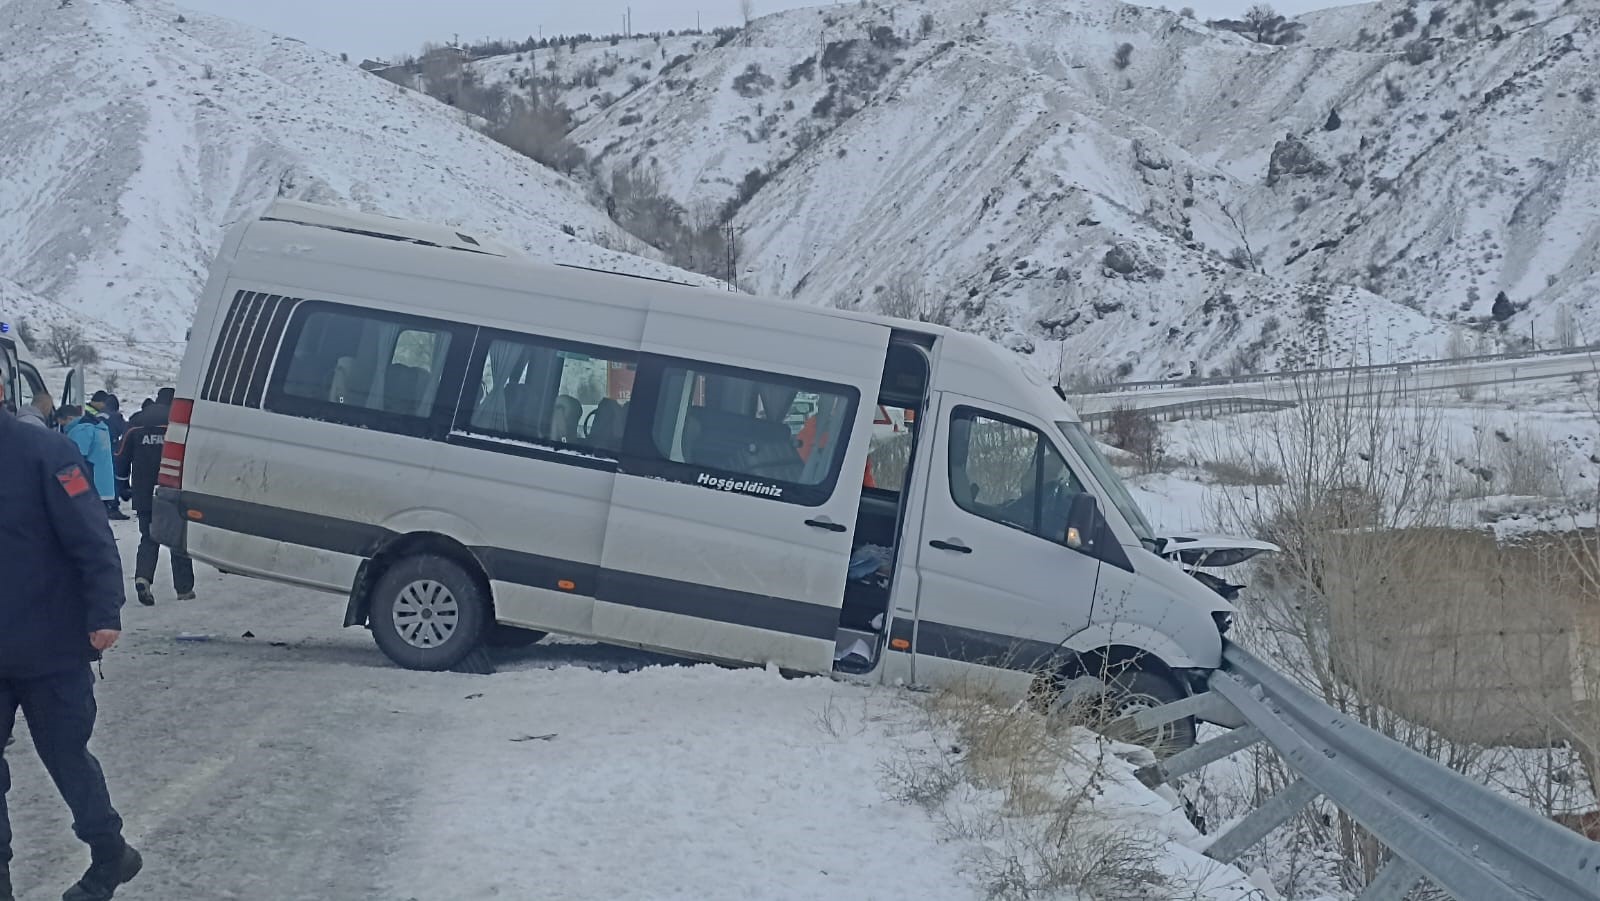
[234,201,1081,424]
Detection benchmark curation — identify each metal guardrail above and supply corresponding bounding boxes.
[1128,642,1600,901]
[1079,397,1296,423]
[1085,344,1600,394]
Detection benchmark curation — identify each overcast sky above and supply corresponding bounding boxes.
[179,0,1348,61]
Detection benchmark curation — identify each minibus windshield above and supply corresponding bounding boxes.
[1057,420,1159,551]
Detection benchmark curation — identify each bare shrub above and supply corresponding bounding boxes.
[1555,303,1581,348]
[1445,329,1478,399]
[44,324,101,367]
[1194,377,1597,891]
[880,748,962,808]
[1196,376,1474,889]
[731,62,773,97]
[1112,42,1134,70]
[1059,365,1119,396]
[876,273,959,326]
[487,90,586,174]
[1105,406,1165,473]
[1202,458,1283,486]
[601,168,740,282]
[1403,39,1435,65]
[1495,425,1562,498]
[906,683,1175,900]
[1450,416,1564,500]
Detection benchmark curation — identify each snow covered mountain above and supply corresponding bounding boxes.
[0,0,707,373]
[478,0,1600,378]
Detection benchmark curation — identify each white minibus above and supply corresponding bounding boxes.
[154,201,1268,747]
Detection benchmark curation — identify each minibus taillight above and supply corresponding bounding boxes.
[157,398,193,490]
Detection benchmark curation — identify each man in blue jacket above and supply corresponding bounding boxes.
[0,382,142,901]
[61,405,125,522]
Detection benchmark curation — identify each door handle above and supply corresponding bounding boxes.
[805,518,848,533]
[929,539,972,553]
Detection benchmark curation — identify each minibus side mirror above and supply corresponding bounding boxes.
[1063,493,1100,551]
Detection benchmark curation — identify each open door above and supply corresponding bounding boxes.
[0,337,17,414]
[61,368,83,409]
[596,293,891,673]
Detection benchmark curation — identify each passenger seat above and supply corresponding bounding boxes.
[687,409,806,482]
[588,398,626,450]
[384,363,426,415]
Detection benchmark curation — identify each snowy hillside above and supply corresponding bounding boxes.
[478,0,1600,378]
[0,0,710,374]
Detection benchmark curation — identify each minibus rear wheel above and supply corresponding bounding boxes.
[369,555,489,671]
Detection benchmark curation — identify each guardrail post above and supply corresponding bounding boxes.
[1136,725,1264,787]
[1203,778,1319,864]
[1122,691,1238,732]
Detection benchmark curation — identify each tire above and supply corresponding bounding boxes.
[486,623,548,648]
[1099,669,1197,756]
[369,555,489,671]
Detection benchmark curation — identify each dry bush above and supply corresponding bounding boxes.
[44,324,101,367]
[1451,416,1564,500]
[1202,458,1283,486]
[487,91,587,173]
[888,681,1177,901]
[1196,374,1597,891]
[1106,406,1166,474]
[1498,429,1563,497]
[1060,365,1120,396]
[1199,375,1471,889]
[876,273,959,326]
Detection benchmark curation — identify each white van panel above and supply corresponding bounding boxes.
[181,400,444,578]
[908,392,1103,678]
[492,583,596,636]
[423,446,617,633]
[596,296,891,673]
[187,523,362,592]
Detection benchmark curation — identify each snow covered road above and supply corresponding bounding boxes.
[6,519,1253,901]
[3,521,974,901]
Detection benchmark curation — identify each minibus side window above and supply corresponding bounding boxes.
[640,362,858,503]
[459,334,637,455]
[265,304,461,434]
[948,407,1086,543]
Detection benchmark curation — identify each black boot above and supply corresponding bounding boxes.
[62,843,141,901]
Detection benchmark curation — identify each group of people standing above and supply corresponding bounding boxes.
[13,386,194,605]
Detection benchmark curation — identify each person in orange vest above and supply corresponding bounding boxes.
[796,402,875,488]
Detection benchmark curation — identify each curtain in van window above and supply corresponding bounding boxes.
[360,321,402,410]
[472,340,525,433]
[463,336,635,455]
[413,330,453,415]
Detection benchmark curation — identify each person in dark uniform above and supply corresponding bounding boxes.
[115,396,195,605]
[0,381,143,901]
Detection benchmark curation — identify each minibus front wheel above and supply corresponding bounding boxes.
[368,554,490,671]
[1097,668,1196,755]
